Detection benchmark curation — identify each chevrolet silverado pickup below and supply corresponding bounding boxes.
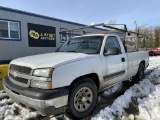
[3,24,149,118]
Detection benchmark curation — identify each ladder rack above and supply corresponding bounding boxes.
[59,23,147,38]
[59,23,148,51]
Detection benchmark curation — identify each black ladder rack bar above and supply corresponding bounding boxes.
[59,23,104,33]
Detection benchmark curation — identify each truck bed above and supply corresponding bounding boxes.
[126,51,149,79]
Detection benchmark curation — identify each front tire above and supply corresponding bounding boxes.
[68,78,98,119]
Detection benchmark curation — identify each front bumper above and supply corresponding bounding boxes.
[3,76,69,115]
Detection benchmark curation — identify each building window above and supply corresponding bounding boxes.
[0,20,20,40]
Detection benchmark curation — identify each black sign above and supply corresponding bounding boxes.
[28,23,56,47]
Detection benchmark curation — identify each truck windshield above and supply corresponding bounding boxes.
[58,36,104,54]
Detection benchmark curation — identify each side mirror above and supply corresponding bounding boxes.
[104,47,120,56]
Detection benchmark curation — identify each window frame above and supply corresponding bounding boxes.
[0,18,21,41]
[104,36,122,55]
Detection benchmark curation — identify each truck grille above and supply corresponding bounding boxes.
[9,64,32,75]
[9,73,28,84]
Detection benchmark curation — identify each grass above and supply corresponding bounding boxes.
[0,78,3,90]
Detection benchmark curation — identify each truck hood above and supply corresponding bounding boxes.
[10,52,94,69]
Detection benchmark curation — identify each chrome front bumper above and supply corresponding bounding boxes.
[4,85,68,108]
[3,76,69,115]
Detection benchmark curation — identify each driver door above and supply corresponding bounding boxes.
[101,36,127,87]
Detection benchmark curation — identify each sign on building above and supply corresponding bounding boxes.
[28,23,56,47]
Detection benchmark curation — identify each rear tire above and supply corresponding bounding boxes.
[133,63,145,82]
[68,77,98,119]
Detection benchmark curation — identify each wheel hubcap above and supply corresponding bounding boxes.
[74,87,93,112]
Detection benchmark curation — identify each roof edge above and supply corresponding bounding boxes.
[0,6,105,31]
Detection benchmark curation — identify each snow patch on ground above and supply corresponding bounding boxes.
[0,102,39,120]
[136,78,160,120]
[145,56,160,73]
[104,83,123,96]
[0,93,8,100]
[92,78,157,120]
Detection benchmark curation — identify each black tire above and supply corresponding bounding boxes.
[133,63,145,82]
[68,77,98,119]
[150,52,155,56]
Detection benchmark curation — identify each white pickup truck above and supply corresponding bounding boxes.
[3,25,149,118]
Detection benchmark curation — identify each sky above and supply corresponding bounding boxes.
[0,0,160,29]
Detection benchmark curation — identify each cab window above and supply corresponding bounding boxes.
[104,36,121,54]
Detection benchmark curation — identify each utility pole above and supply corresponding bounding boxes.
[134,21,137,32]
[137,29,139,51]
[134,21,139,51]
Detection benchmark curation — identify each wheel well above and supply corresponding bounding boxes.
[70,73,100,89]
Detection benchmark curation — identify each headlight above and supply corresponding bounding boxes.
[30,80,52,89]
[33,68,53,77]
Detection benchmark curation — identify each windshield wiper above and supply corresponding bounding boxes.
[56,50,65,52]
[66,51,79,53]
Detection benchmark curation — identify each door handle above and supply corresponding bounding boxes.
[121,58,125,62]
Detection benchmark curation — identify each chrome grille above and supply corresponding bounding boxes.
[9,73,28,84]
[10,64,32,75]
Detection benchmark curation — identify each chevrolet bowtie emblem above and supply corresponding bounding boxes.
[13,71,18,78]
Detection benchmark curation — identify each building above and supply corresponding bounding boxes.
[0,6,105,63]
